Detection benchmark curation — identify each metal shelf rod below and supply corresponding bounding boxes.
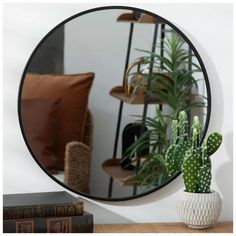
[108,23,134,198]
[132,22,159,196]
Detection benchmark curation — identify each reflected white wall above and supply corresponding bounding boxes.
[64,10,160,197]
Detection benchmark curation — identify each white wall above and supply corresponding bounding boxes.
[3,3,233,223]
[63,9,174,198]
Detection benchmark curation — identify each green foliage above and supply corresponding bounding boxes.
[123,108,170,159]
[121,108,170,187]
[123,153,169,187]
[134,32,206,115]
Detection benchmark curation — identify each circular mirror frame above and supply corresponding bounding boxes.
[18,5,211,201]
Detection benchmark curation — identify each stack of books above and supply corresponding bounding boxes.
[3,191,93,233]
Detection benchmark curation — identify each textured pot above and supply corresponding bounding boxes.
[177,190,222,229]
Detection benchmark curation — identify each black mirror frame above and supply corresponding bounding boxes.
[18,5,211,202]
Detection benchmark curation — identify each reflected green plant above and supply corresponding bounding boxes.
[122,32,207,190]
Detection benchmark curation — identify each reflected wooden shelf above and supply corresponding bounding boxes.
[117,13,165,24]
[102,159,135,186]
[109,86,163,104]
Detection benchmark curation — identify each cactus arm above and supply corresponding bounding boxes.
[196,165,212,193]
[174,141,191,170]
[182,149,202,193]
[165,144,176,176]
[192,128,198,149]
[192,116,202,147]
[166,111,190,172]
[178,111,188,141]
[202,140,211,168]
[207,132,223,156]
[171,120,179,145]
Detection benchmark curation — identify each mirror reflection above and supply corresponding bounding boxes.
[20,8,209,199]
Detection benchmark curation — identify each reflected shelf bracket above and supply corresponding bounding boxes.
[104,11,166,198]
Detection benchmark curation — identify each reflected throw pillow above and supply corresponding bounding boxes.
[21,72,94,170]
[21,98,60,173]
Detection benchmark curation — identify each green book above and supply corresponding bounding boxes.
[3,191,83,220]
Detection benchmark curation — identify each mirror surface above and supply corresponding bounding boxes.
[19,7,210,200]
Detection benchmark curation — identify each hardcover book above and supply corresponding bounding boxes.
[3,212,93,233]
[3,191,83,220]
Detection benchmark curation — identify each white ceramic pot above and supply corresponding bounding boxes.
[177,190,222,229]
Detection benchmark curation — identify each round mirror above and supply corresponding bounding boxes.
[19,6,211,201]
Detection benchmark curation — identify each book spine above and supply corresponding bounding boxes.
[3,214,93,233]
[3,202,83,220]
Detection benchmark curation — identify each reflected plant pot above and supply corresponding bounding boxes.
[177,190,222,229]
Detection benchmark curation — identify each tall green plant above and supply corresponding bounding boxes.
[122,109,170,187]
[134,32,206,115]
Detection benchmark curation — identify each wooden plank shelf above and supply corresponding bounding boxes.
[94,222,233,233]
[117,13,165,24]
[102,159,135,186]
[109,86,163,104]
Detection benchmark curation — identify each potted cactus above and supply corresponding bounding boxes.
[165,111,223,229]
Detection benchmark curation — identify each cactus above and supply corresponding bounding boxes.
[165,111,191,176]
[181,122,222,192]
[181,131,221,193]
[165,145,176,176]
[202,140,211,168]
[207,132,222,156]
[182,149,202,192]
[165,110,222,193]
[182,125,203,192]
[196,165,212,193]
[172,120,179,144]
[192,116,202,147]
[174,141,192,170]
[182,124,222,192]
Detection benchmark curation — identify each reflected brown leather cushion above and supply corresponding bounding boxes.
[21,73,94,170]
[21,98,60,173]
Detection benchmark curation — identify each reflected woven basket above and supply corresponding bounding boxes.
[64,110,93,194]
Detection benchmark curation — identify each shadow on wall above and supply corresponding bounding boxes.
[96,175,183,207]
[192,33,233,220]
[81,175,183,223]
[215,132,233,219]
[176,25,224,133]
[83,199,134,224]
